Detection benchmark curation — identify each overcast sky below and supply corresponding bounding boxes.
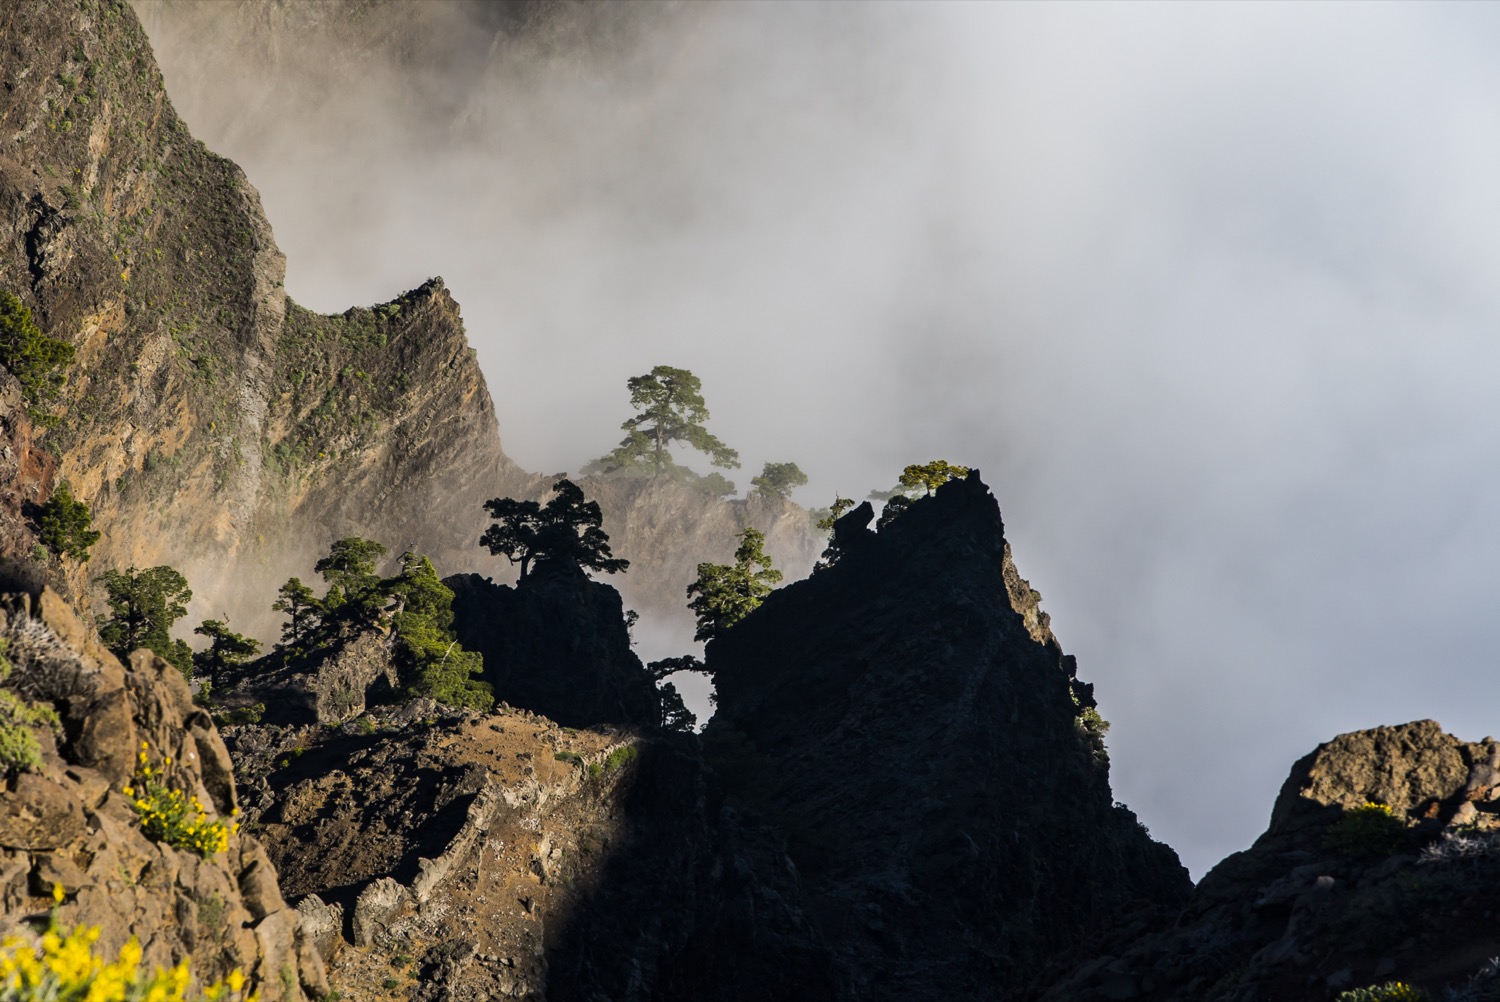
[134,0,1500,878]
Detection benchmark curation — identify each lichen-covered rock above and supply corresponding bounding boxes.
[308,630,399,726]
[1269,719,1471,835]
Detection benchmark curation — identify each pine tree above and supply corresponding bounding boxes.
[751,461,808,500]
[481,478,628,580]
[386,551,493,711]
[192,619,261,689]
[34,481,100,560]
[686,528,782,642]
[585,365,739,478]
[314,537,388,624]
[96,566,193,678]
[271,577,320,651]
[0,291,75,422]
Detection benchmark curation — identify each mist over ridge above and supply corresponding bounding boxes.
[130,0,1500,878]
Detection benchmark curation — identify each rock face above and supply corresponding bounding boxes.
[0,589,323,999]
[1037,719,1500,1002]
[447,559,661,730]
[0,1,528,630]
[706,471,1191,996]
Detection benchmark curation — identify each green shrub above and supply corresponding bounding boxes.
[212,702,264,727]
[35,481,99,560]
[1324,802,1409,857]
[554,751,582,766]
[0,715,42,774]
[0,641,59,775]
[603,745,638,771]
[1076,706,1110,761]
[0,291,75,422]
[1335,982,1431,1001]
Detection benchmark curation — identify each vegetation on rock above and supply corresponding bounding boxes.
[0,917,255,1001]
[687,528,782,642]
[386,551,493,711]
[126,743,235,859]
[751,461,808,500]
[0,641,59,776]
[811,495,855,534]
[1323,801,1409,857]
[1334,983,1432,1002]
[96,566,194,678]
[481,478,628,580]
[33,482,100,561]
[584,365,740,490]
[0,291,75,423]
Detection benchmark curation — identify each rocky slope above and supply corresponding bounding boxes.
[1035,719,1500,1002]
[0,585,324,999]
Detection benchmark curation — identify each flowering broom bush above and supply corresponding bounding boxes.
[1334,982,1431,1001]
[125,743,236,859]
[0,890,255,1001]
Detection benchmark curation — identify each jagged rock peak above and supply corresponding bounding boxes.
[707,469,1190,997]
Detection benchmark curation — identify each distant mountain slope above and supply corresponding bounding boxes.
[0,0,820,639]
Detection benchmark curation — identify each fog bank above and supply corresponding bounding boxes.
[133,0,1500,878]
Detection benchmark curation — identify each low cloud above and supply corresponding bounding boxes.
[134,0,1500,877]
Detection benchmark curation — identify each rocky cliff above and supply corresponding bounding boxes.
[0,1,529,629]
[706,470,1193,996]
[447,560,662,731]
[0,586,324,999]
[2,0,819,643]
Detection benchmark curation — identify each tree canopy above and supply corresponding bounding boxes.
[871,460,971,501]
[481,478,629,580]
[271,577,319,652]
[386,551,493,711]
[686,528,782,643]
[34,481,99,560]
[585,365,739,479]
[96,566,193,678]
[868,460,972,530]
[314,537,389,623]
[751,461,808,500]
[192,619,261,690]
[897,460,970,495]
[0,291,75,422]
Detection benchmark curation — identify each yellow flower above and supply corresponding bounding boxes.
[52,882,65,904]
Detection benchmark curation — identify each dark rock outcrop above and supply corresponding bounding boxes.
[1037,719,1500,1002]
[447,560,661,730]
[707,470,1192,996]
